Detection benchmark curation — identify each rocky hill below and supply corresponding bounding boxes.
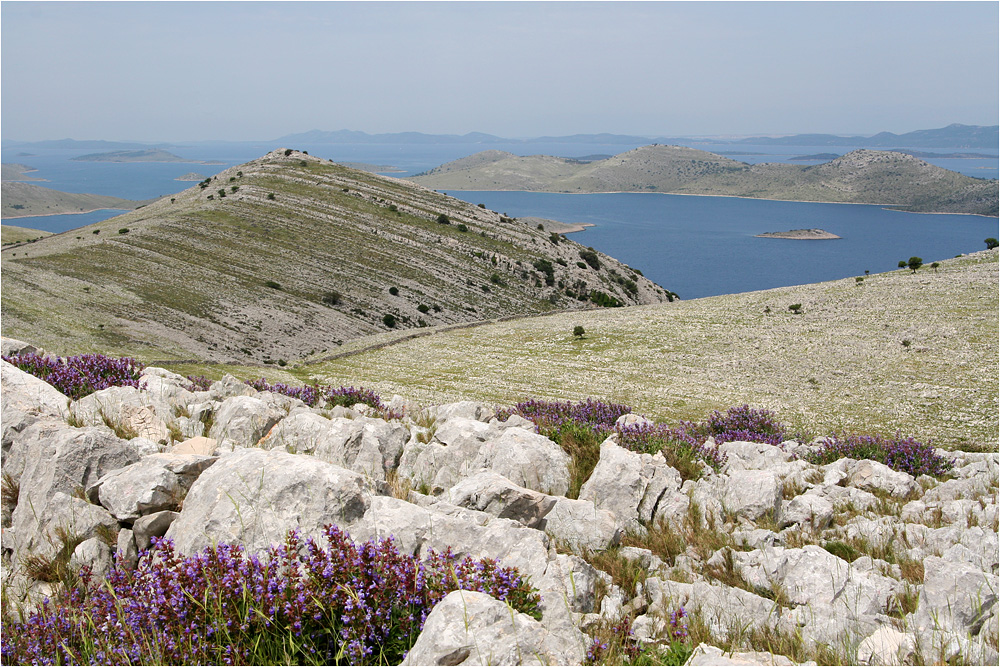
[411,145,999,216]
[0,182,142,219]
[1,351,996,665]
[0,150,671,364]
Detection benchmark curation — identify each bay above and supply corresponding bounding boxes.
[448,191,999,299]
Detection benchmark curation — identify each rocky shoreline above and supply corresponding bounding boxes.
[1,339,997,665]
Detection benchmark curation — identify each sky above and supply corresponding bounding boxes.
[2,1,997,142]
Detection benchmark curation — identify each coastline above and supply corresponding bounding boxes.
[434,187,998,218]
[1,207,132,221]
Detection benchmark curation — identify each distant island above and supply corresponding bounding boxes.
[175,172,207,181]
[410,145,998,217]
[71,149,224,164]
[756,228,841,240]
[275,123,998,150]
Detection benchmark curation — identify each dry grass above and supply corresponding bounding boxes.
[304,252,998,451]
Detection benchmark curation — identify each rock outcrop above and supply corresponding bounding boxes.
[2,363,997,665]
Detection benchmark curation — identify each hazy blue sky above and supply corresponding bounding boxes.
[2,1,997,142]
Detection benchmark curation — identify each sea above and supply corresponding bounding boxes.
[3,139,997,299]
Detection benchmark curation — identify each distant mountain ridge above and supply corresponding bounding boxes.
[410,145,998,216]
[278,124,998,150]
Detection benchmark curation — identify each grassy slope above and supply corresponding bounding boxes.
[1,182,140,218]
[412,145,999,216]
[1,224,52,245]
[286,251,998,451]
[1,150,668,364]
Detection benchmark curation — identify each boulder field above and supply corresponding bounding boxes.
[1,353,997,666]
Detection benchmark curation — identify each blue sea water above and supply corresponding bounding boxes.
[3,141,997,298]
[449,191,999,299]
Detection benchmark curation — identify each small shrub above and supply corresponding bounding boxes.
[579,249,601,270]
[267,192,276,200]
[284,148,293,156]
[573,325,585,338]
[218,189,226,198]
[230,185,238,193]
[417,304,429,314]
[388,286,399,296]
[805,432,953,477]
[456,223,468,232]
[322,291,342,306]
[788,303,803,314]
[436,214,450,225]
[118,228,129,235]
[383,313,396,328]
[264,280,282,290]
[92,229,100,235]
[489,272,507,287]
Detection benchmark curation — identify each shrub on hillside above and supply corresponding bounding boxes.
[0,526,540,666]
[805,432,953,478]
[2,352,144,400]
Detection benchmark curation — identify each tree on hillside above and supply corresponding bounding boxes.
[573,325,585,338]
[986,238,999,250]
[907,257,923,273]
[931,262,940,273]
[898,261,907,269]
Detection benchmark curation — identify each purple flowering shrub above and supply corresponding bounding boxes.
[184,374,213,392]
[1,525,540,666]
[2,352,144,400]
[244,378,394,415]
[496,397,632,440]
[615,422,727,479]
[499,398,727,480]
[584,608,690,665]
[698,404,788,445]
[805,432,954,477]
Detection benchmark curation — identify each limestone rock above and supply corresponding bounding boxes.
[848,459,921,499]
[446,471,556,528]
[91,453,216,522]
[541,497,621,552]
[685,643,803,666]
[472,427,571,496]
[133,510,180,551]
[780,492,834,530]
[856,627,916,666]
[208,395,284,450]
[401,590,585,666]
[578,439,685,533]
[70,537,114,580]
[351,495,550,581]
[913,556,998,636]
[1,360,70,459]
[165,448,370,555]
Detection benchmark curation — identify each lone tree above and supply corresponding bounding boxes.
[573,325,585,338]
[898,260,907,269]
[788,303,803,315]
[931,262,940,273]
[986,238,999,250]
[907,256,923,273]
